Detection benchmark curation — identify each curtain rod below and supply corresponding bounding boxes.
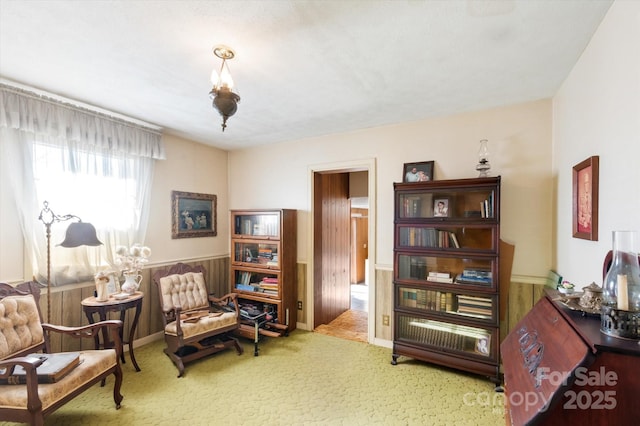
[0,80,163,135]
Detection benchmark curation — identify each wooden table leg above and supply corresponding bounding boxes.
[128,299,142,371]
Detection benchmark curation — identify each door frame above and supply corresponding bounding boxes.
[307,158,377,342]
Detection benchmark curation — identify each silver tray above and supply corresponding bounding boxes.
[556,293,601,317]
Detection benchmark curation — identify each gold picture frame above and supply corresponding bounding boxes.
[171,191,217,239]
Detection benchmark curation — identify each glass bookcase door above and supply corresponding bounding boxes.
[395,314,496,360]
[395,254,496,290]
[232,267,281,298]
[232,240,280,269]
[233,212,280,238]
[397,286,497,323]
[397,225,497,251]
[398,188,496,220]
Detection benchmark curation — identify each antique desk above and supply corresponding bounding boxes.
[501,288,640,425]
[81,291,143,372]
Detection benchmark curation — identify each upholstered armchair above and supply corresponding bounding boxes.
[0,281,123,426]
[153,263,243,377]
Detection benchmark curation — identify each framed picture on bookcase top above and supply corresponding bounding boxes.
[572,156,599,241]
[171,190,217,239]
[403,161,434,182]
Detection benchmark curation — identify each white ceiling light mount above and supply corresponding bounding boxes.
[209,45,240,132]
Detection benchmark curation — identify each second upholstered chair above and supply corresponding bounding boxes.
[152,263,243,377]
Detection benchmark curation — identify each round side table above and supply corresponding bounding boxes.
[81,291,143,372]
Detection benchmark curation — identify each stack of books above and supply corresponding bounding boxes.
[456,295,492,318]
[258,247,274,264]
[258,277,279,296]
[455,268,492,285]
[427,271,453,284]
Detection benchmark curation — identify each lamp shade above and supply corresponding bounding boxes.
[57,222,103,247]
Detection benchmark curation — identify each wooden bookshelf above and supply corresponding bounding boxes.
[391,177,502,385]
[230,209,297,354]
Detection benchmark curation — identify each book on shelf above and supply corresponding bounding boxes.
[236,283,257,292]
[0,352,81,384]
[455,268,492,285]
[403,196,422,218]
[428,271,450,278]
[449,232,460,248]
[427,276,453,284]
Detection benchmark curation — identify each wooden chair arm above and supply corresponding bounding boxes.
[208,293,240,316]
[0,356,45,376]
[42,320,124,358]
[0,356,44,411]
[165,305,184,336]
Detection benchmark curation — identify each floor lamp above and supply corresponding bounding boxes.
[38,201,103,323]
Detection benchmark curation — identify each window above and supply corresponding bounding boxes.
[0,83,164,286]
[31,141,156,285]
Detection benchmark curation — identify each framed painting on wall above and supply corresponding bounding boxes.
[171,190,217,239]
[572,156,599,241]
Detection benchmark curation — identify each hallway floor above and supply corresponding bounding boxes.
[314,284,369,343]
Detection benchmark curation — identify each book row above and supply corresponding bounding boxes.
[399,227,460,248]
[399,288,493,319]
[397,316,491,356]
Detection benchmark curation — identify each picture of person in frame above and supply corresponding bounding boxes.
[434,199,448,217]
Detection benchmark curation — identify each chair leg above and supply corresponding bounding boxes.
[233,337,244,355]
[164,348,186,377]
[112,363,124,409]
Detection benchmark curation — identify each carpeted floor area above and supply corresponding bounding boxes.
[1,330,505,426]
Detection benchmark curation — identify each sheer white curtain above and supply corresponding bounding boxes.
[0,84,165,286]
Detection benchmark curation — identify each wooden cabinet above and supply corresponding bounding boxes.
[230,209,297,344]
[501,289,640,425]
[391,177,501,384]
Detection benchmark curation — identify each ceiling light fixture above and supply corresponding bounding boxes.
[209,45,240,132]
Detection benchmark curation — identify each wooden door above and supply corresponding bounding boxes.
[313,172,351,328]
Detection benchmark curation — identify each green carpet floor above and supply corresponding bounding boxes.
[3,330,505,425]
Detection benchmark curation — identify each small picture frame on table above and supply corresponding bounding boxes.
[403,161,434,182]
[433,198,450,217]
[106,271,120,295]
[572,156,599,241]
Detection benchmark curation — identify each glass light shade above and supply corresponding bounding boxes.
[218,62,234,89]
[212,61,234,91]
[478,139,489,162]
[476,139,491,177]
[602,230,640,312]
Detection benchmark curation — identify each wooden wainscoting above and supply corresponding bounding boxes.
[38,257,229,353]
[501,278,546,342]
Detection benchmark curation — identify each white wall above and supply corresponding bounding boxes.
[229,99,553,277]
[553,0,640,286]
[146,135,230,263]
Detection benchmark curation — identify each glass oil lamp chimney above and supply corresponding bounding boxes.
[601,230,640,339]
[476,139,491,177]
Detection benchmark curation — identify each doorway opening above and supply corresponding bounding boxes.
[311,166,372,343]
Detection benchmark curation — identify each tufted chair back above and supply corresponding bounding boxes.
[157,271,210,318]
[0,293,45,360]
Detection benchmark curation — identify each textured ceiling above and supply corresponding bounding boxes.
[0,0,612,151]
